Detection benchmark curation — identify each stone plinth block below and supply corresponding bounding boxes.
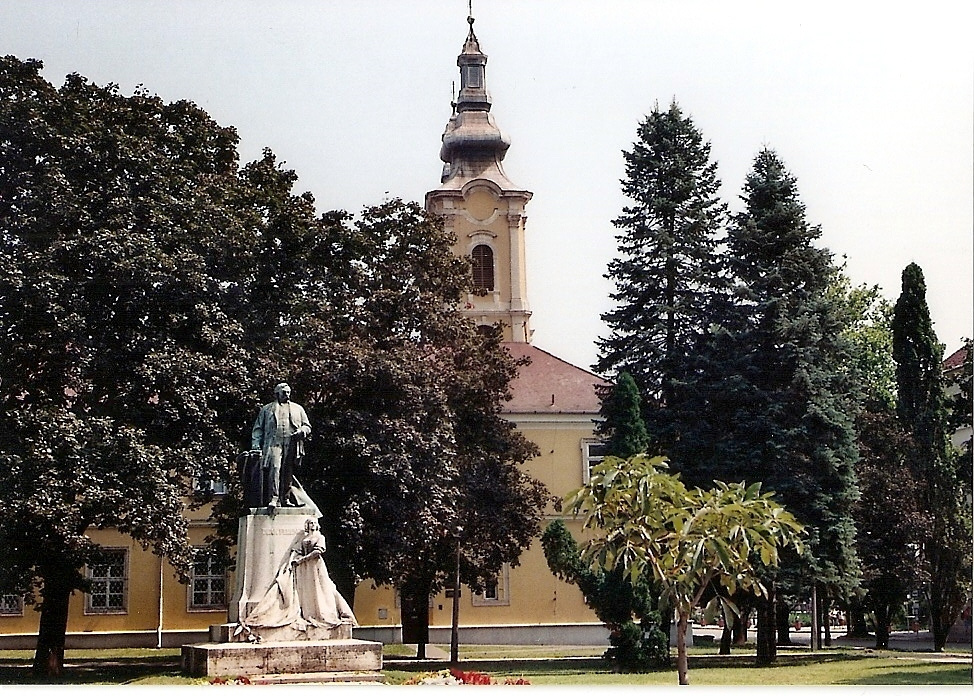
[209,622,352,643]
[181,638,383,678]
[229,508,317,623]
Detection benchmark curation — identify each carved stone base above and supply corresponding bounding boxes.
[180,638,383,678]
[228,509,318,623]
[209,621,353,643]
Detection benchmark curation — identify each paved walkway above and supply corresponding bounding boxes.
[692,625,971,660]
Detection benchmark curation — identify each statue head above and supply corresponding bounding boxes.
[274,382,291,403]
[304,518,320,533]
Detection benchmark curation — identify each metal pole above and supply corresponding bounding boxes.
[156,556,164,649]
[810,584,819,651]
[450,534,461,664]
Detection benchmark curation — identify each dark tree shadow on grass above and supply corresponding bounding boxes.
[0,654,182,685]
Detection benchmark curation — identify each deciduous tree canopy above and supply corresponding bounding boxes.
[565,454,803,685]
[0,56,545,677]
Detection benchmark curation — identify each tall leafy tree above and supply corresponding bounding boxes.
[565,454,804,686]
[832,278,927,646]
[892,263,972,651]
[0,56,258,677]
[708,149,862,656]
[853,408,927,648]
[0,56,547,677]
[596,100,728,450]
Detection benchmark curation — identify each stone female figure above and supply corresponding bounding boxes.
[243,519,357,631]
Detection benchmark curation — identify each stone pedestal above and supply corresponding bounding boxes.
[229,508,315,624]
[182,507,382,680]
[181,639,382,678]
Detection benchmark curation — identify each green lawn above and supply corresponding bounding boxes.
[0,645,969,685]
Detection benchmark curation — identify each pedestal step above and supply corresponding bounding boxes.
[250,671,384,684]
[181,638,383,677]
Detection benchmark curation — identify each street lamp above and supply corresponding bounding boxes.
[450,526,463,665]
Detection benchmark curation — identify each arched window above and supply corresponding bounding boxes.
[471,244,494,291]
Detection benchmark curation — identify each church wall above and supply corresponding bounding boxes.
[348,413,604,641]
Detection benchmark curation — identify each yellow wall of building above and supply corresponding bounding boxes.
[350,414,601,631]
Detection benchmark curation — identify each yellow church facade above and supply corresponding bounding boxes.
[0,15,608,648]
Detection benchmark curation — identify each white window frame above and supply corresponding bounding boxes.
[1,594,24,616]
[188,547,229,612]
[85,549,128,615]
[471,565,510,607]
[581,439,607,484]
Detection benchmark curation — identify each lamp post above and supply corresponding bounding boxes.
[450,526,463,665]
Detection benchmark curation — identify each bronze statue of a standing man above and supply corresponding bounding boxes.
[250,382,311,510]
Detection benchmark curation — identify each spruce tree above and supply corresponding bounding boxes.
[715,149,862,658]
[596,101,728,453]
[892,263,972,651]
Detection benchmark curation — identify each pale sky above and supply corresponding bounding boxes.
[3,0,972,371]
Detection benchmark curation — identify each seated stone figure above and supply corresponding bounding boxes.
[242,519,357,631]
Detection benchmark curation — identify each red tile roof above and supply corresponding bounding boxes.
[943,344,970,371]
[501,342,609,414]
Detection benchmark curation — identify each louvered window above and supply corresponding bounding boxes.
[472,244,494,291]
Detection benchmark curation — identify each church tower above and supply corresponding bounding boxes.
[425,13,533,343]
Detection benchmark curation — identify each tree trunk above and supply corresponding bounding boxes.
[847,599,870,637]
[32,572,73,680]
[874,604,891,649]
[775,596,793,645]
[719,624,732,655]
[732,609,748,646]
[755,583,776,665]
[399,579,433,659]
[676,609,690,686]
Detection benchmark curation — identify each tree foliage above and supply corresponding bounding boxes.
[945,339,972,490]
[541,520,667,671]
[712,149,861,605]
[596,372,649,459]
[892,263,972,652]
[0,56,259,676]
[565,454,803,685]
[0,56,546,676]
[853,408,928,648]
[596,100,728,442]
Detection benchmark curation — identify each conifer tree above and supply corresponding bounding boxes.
[892,263,972,651]
[596,372,649,458]
[596,101,728,452]
[714,148,861,659]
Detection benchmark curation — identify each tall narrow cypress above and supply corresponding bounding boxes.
[892,263,972,651]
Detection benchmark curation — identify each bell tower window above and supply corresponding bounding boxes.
[471,244,494,291]
[462,65,484,89]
